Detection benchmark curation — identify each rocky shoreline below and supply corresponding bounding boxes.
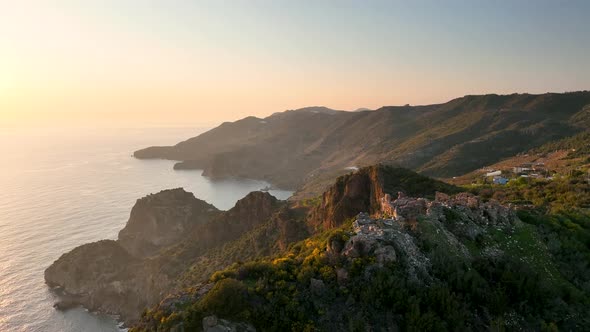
[46,164,549,331]
[44,188,292,325]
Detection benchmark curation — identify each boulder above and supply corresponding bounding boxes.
[390,195,428,222]
[342,234,379,258]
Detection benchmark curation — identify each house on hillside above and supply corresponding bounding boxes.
[513,162,550,178]
[483,170,508,184]
[493,176,509,185]
[513,162,533,174]
[485,170,502,177]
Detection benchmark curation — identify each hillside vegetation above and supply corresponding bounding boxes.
[133,208,590,332]
[130,165,590,332]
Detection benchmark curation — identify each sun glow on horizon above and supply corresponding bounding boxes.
[1,1,589,127]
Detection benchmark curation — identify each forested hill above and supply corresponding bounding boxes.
[135,92,590,194]
[131,165,590,332]
[44,164,590,331]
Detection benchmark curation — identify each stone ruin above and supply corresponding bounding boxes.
[335,191,518,281]
[380,191,515,226]
[380,192,428,222]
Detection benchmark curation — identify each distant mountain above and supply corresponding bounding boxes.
[135,92,590,196]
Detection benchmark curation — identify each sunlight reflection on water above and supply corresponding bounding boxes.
[0,127,292,331]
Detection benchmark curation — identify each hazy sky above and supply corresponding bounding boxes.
[1,0,589,127]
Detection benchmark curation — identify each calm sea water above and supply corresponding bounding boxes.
[0,127,292,332]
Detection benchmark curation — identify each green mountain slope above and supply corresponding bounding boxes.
[135,92,590,195]
[45,165,590,331]
[133,195,590,332]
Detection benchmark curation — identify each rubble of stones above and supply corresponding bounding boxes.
[380,191,516,227]
[332,191,519,280]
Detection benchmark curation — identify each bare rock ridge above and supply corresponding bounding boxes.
[44,188,285,324]
[308,165,459,229]
[44,239,161,322]
[335,190,518,284]
[134,92,590,195]
[118,189,220,258]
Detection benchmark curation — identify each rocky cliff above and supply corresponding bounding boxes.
[44,240,171,321]
[134,186,590,331]
[118,189,220,258]
[307,165,459,229]
[46,164,590,331]
[44,189,291,324]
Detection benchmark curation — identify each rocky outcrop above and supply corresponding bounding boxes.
[162,191,282,265]
[118,188,220,258]
[381,192,428,222]
[214,191,279,230]
[308,165,458,230]
[44,240,171,321]
[45,189,287,325]
[342,213,429,280]
[338,191,519,281]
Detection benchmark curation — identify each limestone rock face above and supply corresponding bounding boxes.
[338,193,521,283]
[308,165,457,230]
[45,189,285,325]
[216,191,278,230]
[374,245,397,266]
[380,191,517,228]
[342,213,430,281]
[45,240,137,294]
[381,192,428,222]
[308,168,379,230]
[118,188,220,258]
[338,192,519,282]
[188,191,281,253]
[342,212,398,266]
[43,190,221,324]
[44,240,172,322]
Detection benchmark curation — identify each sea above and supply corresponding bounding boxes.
[0,127,292,332]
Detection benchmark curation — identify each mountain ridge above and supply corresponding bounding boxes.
[135,92,590,196]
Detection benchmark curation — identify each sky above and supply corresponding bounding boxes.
[1,0,589,127]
